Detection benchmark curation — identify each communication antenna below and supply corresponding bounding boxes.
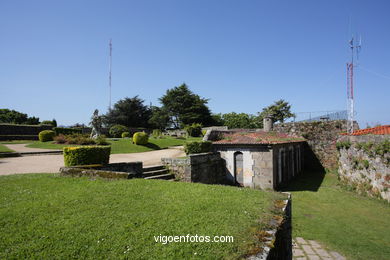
[346,34,361,134]
[109,39,113,110]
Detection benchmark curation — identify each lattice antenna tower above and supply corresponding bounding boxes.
[109,39,113,110]
[346,34,361,134]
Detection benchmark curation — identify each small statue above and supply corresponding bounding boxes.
[90,109,102,139]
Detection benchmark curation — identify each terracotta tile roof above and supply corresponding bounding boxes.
[341,125,390,136]
[213,131,306,145]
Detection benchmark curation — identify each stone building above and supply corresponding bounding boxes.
[212,131,305,190]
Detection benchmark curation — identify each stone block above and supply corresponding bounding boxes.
[308,240,321,248]
[293,248,304,257]
[302,245,315,255]
[307,255,320,260]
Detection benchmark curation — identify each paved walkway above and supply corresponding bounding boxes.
[293,237,346,260]
[4,143,60,153]
[0,147,185,175]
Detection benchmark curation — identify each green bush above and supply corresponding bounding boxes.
[109,125,128,138]
[41,120,54,126]
[53,127,82,136]
[184,123,202,137]
[133,132,149,145]
[201,130,207,136]
[336,140,351,150]
[38,130,55,142]
[95,135,109,145]
[63,146,111,166]
[121,132,131,138]
[152,129,162,138]
[184,141,212,155]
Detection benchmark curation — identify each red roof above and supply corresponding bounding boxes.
[213,131,305,145]
[342,125,390,136]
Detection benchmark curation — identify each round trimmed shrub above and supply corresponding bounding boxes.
[133,132,149,145]
[38,130,55,142]
[63,146,111,166]
[109,124,128,138]
[121,131,131,138]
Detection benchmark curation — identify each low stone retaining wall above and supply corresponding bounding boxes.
[60,162,143,179]
[338,135,390,202]
[247,193,292,260]
[161,152,226,184]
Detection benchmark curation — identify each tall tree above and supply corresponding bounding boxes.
[159,84,213,128]
[103,96,151,128]
[148,106,171,130]
[258,99,295,123]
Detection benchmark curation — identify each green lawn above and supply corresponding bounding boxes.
[1,137,202,154]
[0,174,283,259]
[282,170,390,260]
[0,144,14,153]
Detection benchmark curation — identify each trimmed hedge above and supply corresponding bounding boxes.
[0,135,38,141]
[53,127,82,136]
[38,130,55,142]
[184,141,212,155]
[63,146,111,166]
[121,132,131,138]
[109,125,128,138]
[133,132,149,145]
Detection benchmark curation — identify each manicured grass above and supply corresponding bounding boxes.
[0,144,14,153]
[0,174,283,259]
[283,170,390,260]
[23,136,203,154]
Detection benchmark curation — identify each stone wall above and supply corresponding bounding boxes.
[247,193,292,260]
[272,144,304,189]
[60,162,143,179]
[337,135,390,202]
[216,145,274,189]
[215,143,304,190]
[161,152,226,184]
[273,120,358,169]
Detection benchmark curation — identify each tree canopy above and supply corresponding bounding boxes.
[258,99,295,123]
[0,109,40,125]
[103,96,151,128]
[159,84,213,128]
[148,106,171,130]
[216,112,261,129]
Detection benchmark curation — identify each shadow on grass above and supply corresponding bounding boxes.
[141,143,161,150]
[280,169,326,192]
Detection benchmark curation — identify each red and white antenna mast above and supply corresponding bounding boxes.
[109,39,113,110]
[346,35,361,134]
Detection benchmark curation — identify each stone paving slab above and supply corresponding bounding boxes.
[293,237,346,260]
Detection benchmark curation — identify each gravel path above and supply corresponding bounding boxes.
[4,143,60,153]
[0,147,185,175]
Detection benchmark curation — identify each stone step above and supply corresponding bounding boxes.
[144,173,175,180]
[142,165,165,173]
[142,169,169,178]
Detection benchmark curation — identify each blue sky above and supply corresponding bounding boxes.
[1,0,389,127]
